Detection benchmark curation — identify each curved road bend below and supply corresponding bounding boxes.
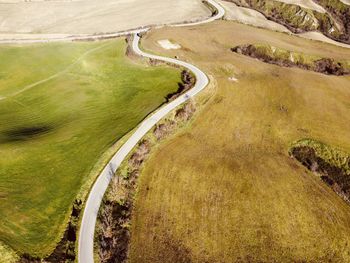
[78,1,225,262]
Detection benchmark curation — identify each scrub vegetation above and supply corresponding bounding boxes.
[127,21,350,262]
[290,139,350,174]
[232,43,350,75]
[0,38,182,258]
[313,0,350,43]
[290,138,350,204]
[224,0,348,43]
[95,100,197,263]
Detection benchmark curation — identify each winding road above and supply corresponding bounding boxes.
[0,0,348,261]
[78,1,225,262]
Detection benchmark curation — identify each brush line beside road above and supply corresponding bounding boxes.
[78,1,224,262]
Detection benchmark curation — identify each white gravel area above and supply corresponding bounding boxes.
[157,39,181,49]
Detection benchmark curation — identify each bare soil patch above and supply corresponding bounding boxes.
[220,0,289,32]
[300,31,350,48]
[0,0,210,36]
[274,0,326,13]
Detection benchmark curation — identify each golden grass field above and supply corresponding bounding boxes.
[128,21,350,262]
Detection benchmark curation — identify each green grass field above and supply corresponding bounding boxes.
[128,22,350,262]
[0,39,181,257]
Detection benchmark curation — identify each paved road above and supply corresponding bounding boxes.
[78,1,225,262]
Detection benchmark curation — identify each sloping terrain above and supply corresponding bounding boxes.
[313,0,350,43]
[231,43,350,75]
[290,139,350,204]
[127,21,350,262]
[1,0,350,262]
[219,0,350,48]
[274,0,326,12]
[219,0,290,32]
[0,39,182,258]
[223,0,349,44]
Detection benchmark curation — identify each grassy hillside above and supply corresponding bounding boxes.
[128,21,350,262]
[0,39,181,257]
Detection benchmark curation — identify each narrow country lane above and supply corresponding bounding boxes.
[78,1,225,262]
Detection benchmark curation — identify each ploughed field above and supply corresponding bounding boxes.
[0,39,181,257]
[128,21,350,262]
[0,0,209,39]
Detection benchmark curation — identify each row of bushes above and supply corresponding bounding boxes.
[231,44,350,75]
[290,138,350,204]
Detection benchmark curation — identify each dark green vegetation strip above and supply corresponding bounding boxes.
[0,39,182,257]
[232,43,350,75]
[290,139,350,203]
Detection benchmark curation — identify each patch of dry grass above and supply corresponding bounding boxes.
[129,21,350,262]
[0,242,18,263]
